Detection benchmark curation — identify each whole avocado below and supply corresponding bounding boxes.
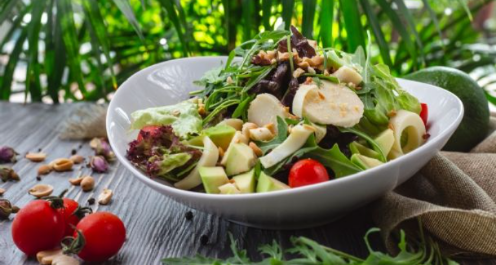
[404,66,489,152]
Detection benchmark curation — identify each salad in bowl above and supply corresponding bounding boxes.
[125,26,428,195]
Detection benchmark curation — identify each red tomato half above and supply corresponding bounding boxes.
[137,125,161,142]
[74,212,126,262]
[289,159,330,188]
[420,103,428,126]
[12,200,66,256]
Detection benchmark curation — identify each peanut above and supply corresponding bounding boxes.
[52,158,73,172]
[80,176,95,192]
[37,249,62,265]
[70,155,84,164]
[69,177,84,186]
[29,184,53,198]
[249,142,263,157]
[0,188,5,196]
[98,188,113,205]
[25,152,47,162]
[38,165,51,175]
[52,255,80,265]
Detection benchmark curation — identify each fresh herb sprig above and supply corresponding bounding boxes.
[162,228,458,265]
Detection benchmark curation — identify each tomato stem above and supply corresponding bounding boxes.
[41,195,65,209]
[62,230,86,255]
[72,205,93,219]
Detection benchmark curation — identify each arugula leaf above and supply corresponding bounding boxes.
[193,66,225,87]
[232,93,255,119]
[304,144,362,178]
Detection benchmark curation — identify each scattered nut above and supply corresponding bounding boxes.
[52,254,80,265]
[249,142,263,157]
[37,249,62,265]
[98,188,113,205]
[69,155,84,164]
[81,176,95,192]
[38,165,51,175]
[264,123,276,135]
[29,184,53,198]
[293,68,305,78]
[0,188,5,196]
[249,127,274,141]
[0,198,18,219]
[69,177,84,186]
[242,123,258,139]
[198,104,206,116]
[25,152,47,162]
[226,76,234,84]
[52,158,73,172]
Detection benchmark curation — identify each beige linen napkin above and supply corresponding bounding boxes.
[372,114,496,257]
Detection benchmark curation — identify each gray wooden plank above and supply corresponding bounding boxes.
[0,103,494,265]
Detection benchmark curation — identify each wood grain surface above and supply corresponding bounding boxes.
[0,103,494,265]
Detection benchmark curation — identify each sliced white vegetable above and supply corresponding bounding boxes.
[333,65,363,85]
[218,118,243,131]
[248,94,289,131]
[292,83,316,118]
[292,80,364,128]
[218,183,241,194]
[174,136,219,190]
[259,124,315,168]
[249,127,274,141]
[388,110,427,160]
[311,122,326,143]
[220,131,249,165]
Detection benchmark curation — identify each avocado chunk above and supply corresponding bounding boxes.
[256,172,290,193]
[374,129,394,156]
[204,124,236,151]
[225,143,257,176]
[218,183,241,194]
[351,154,384,170]
[232,169,256,193]
[199,167,229,194]
[220,131,249,165]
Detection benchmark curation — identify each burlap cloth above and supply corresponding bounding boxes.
[372,113,496,257]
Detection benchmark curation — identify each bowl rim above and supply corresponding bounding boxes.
[107,56,464,201]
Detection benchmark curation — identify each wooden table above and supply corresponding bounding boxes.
[0,103,493,265]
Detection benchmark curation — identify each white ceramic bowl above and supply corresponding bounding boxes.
[107,56,463,229]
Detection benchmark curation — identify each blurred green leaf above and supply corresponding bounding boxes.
[302,0,316,38]
[339,0,365,53]
[319,0,334,48]
[281,0,295,30]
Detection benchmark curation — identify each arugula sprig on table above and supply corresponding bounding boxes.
[162,228,458,265]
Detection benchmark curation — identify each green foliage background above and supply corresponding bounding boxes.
[0,0,495,103]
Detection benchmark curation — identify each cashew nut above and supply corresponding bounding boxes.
[29,184,53,198]
[242,122,258,139]
[52,255,80,265]
[25,152,47,162]
[80,176,95,192]
[249,127,274,141]
[98,188,113,205]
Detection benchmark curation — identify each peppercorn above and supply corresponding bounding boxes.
[185,211,193,220]
[200,235,209,245]
[71,149,77,155]
[87,197,95,205]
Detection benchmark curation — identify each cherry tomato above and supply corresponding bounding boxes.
[60,198,91,237]
[12,200,65,256]
[289,159,330,188]
[137,125,161,142]
[74,212,126,262]
[420,103,428,126]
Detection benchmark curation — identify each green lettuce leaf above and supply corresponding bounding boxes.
[151,153,192,177]
[130,100,202,139]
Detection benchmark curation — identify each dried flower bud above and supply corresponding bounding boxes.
[89,156,108,173]
[0,198,18,219]
[0,146,17,163]
[0,166,19,182]
[90,138,115,162]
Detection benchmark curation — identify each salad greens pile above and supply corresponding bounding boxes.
[162,229,458,265]
[126,25,427,194]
